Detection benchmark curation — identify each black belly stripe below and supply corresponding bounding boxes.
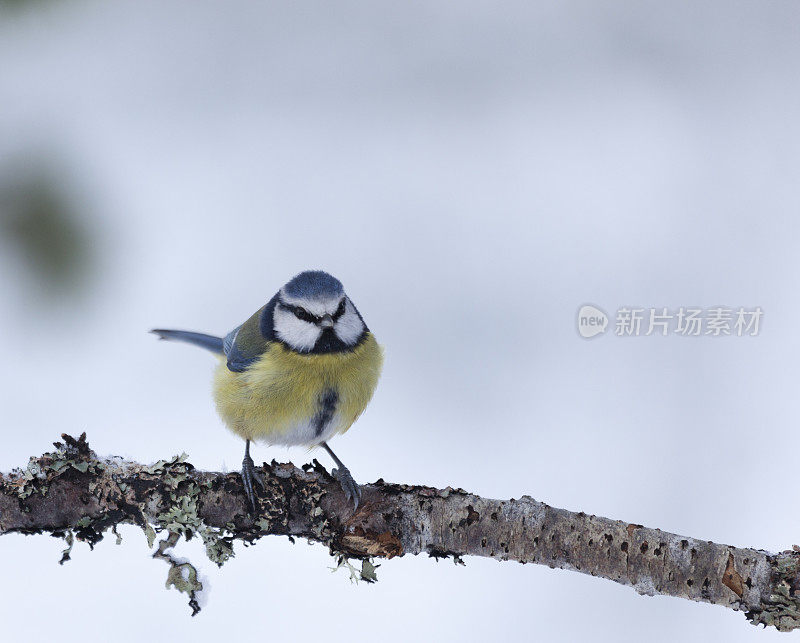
[313,388,339,437]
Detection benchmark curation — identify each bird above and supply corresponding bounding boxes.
[151,270,383,512]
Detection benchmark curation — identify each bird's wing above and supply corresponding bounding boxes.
[222,325,241,356]
[224,295,278,372]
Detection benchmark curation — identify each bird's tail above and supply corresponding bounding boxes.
[150,329,224,354]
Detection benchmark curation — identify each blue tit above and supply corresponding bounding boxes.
[151,270,383,512]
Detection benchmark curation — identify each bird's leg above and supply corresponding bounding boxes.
[321,442,361,510]
[241,439,264,513]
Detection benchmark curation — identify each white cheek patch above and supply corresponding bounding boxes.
[273,307,321,351]
[334,300,365,345]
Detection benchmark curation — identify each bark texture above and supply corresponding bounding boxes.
[1,434,799,630]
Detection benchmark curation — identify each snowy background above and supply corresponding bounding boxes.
[1,1,799,641]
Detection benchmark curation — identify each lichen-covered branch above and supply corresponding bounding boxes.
[1,434,799,630]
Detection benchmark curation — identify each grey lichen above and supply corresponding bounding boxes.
[154,531,203,616]
[152,463,235,567]
[58,530,74,565]
[9,433,100,499]
[331,554,380,583]
[5,433,800,633]
[0,435,227,614]
[0,435,368,616]
[359,558,379,582]
[746,551,800,631]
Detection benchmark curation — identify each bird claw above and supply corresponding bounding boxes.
[331,465,361,511]
[242,452,265,514]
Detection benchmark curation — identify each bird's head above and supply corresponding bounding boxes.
[272,270,367,353]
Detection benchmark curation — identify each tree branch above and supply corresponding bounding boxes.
[1,434,799,630]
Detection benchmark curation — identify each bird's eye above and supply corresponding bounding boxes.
[294,307,314,322]
[332,298,347,321]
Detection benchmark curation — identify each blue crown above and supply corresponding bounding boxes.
[283,270,344,300]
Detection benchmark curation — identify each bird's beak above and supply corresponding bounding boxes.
[320,314,334,329]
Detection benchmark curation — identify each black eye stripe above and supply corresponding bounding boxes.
[294,306,319,323]
[279,301,319,323]
[332,298,347,321]
[279,300,345,324]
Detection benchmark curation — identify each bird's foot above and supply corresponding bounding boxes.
[241,452,265,514]
[331,465,361,511]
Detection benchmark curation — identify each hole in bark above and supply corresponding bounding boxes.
[490,512,498,521]
[653,547,661,556]
[570,524,576,531]
[680,540,688,549]
[703,578,709,588]
[621,542,628,553]
[687,579,694,587]
[533,537,539,546]
[604,534,613,543]
[746,577,752,589]
[690,548,697,560]
[640,542,648,554]
[481,538,487,548]
[588,539,594,546]
[743,558,749,565]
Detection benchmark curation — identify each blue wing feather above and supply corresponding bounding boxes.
[150,329,224,354]
[152,295,277,371]
[224,294,279,372]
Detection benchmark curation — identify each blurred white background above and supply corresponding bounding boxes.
[1,1,799,641]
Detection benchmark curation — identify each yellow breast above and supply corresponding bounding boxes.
[212,332,383,446]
